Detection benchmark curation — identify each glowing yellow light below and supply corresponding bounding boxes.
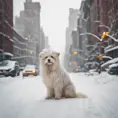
[101,32,109,39]
[102,32,106,39]
[105,32,109,36]
[73,51,77,55]
[73,61,77,65]
[32,70,35,73]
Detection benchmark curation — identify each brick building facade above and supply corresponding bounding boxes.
[82,0,118,58]
[105,0,118,58]
[13,30,28,66]
[83,0,109,44]
[0,0,13,53]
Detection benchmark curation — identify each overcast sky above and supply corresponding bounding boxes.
[14,0,81,53]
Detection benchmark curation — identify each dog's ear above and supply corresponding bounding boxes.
[39,52,43,58]
[56,52,60,57]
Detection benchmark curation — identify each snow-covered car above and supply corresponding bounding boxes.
[22,65,39,77]
[0,60,20,77]
[108,63,118,75]
[101,57,118,68]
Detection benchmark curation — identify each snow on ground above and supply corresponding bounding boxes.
[0,72,118,118]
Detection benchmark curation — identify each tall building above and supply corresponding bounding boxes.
[64,8,79,71]
[99,0,109,33]
[40,28,45,52]
[105,0,118,58]
[45,36,50,48]
[24,0,41,65]
[13,30,28,66]
[77,0,87,55]
[83,0,100,45]
[24,0,41,39]
[82,0,118,58]
[71,30,78,49]
[65,8,79,52]
[14,11,25,37]
[0,0,13,53]
[14,0,41,66]
[82,0,110,55]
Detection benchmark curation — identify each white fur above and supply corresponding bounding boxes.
[39,49,76,99]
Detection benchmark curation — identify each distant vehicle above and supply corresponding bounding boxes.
[19,66,25,71]
[19,64,25,71]
[0,60,20,77]
[72,66,82,73]
[22,65,39,77]
[108,63,118,75]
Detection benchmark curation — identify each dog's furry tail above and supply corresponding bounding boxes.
[76,92,88,98]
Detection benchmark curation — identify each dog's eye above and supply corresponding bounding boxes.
[44,56,48,59]
[51,56,54,59]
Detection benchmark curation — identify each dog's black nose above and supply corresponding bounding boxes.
[48,59,50,62]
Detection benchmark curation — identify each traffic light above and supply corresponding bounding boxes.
[101,32,109,39]
[101,32,106,39]
[73,61,77,65]
[105,32,109,36]
[73,51,77,55]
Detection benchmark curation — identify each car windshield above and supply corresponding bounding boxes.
[25,65,35,70]
[0,60,8,67]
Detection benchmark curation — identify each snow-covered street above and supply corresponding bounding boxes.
[0,72,118,118]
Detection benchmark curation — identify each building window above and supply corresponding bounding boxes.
[98,27,100,33]
[97,0,99,5]
[97,0,100,20]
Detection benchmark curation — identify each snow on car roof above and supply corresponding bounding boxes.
[0,60,16,69]
[25,65,35,67]
[101,57,118,68]
[109,63,118,69]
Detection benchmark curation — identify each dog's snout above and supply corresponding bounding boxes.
[48,59,51,62]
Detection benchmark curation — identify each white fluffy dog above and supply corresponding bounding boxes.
[39,49,87,100]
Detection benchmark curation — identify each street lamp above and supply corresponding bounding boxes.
[101,32,118,42]
[73,51,77,56]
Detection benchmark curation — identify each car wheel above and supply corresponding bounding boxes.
[5,75,9,77]
[108,71,113,75]
[11,72,17,77]
[11,75,15,77]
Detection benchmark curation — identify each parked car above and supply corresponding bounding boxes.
[0,60,20,77]
[22,65,39,77]
[19,66,25,71]
[108,63,118,75]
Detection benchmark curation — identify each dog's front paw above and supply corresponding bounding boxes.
[45,96,53,99]
[54,96,61,100]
